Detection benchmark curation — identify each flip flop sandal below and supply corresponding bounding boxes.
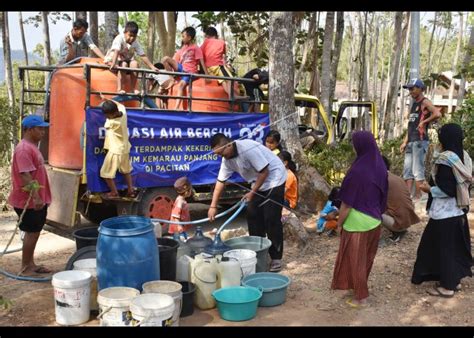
[346,298,368,308]
[34,266,52,274]
[426,287,455,298]
[101,193,121,200]
[436,282,461,292]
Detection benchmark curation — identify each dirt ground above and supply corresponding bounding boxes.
[0,202,473,327]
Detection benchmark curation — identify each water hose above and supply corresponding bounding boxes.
[150,199,245,226]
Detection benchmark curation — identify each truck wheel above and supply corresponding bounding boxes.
[81,202,118,225]
[137,188,177,232]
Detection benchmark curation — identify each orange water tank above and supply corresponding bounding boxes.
[167,78,241,112]
[48,58,138,170]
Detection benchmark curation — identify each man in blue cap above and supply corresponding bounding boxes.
[8,115,52,275]
[399,78,441,200]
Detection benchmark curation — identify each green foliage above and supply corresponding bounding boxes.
[24,12,72,27]
[193,11,269,68]
[379,133,406,177]
[450,93,474,159]
[307,141,355,186]
[306,133,407,187]
[0,296,13,310]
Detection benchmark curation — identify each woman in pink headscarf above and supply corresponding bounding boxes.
[331,131,388,307]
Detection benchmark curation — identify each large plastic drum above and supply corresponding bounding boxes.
[97,216,160,291]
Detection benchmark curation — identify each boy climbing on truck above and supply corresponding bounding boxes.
[104,21,159,95]
[100,99,137,199]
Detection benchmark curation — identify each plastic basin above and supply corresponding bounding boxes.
[212,286,262,321]
[241,272,291,307]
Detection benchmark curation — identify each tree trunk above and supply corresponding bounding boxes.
[18,11,31,102]
[269,12,330,215]
[396,13,411,138]
[426,12,437,78]
[456,25,474,110]
[320,12,335,128]
[147,12,156,60]
[75,12,87,20]
[309,12,321,98]
[104,12,119,51]
[41,12,51,66]
[1,12,17,145]
[329,12,344,106]
[156,12,178,58]
[294,12,316,89]
[382,12,404,141]
[89,12,99,46]
[372,14,380,103]
[448,12,463,114]
[123,11,128,23]
[347,14,356,99]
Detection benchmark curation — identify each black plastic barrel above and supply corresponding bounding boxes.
[177,280,196,317]
[72,226,99,250]
[157,237,179,281]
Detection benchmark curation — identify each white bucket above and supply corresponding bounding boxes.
[73,258,98,311]
[142,281,182,326]
[130,294,175,327]
[97,287,140,326]
[52,270,92,326]
[223,249,257,278]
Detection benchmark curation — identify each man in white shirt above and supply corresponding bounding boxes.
[58,18,105,65]
[208,133,287,272]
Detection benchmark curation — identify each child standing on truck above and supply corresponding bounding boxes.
[100,100,136,199]
[161,26,209,110]
[169,176,193,239]
[104,21,159,95]
[200,26,246,101]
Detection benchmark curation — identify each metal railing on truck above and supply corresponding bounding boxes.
[83,63,267,113]
[18,58,269,120]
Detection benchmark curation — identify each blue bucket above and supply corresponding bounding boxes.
[241,272,291,307]
[212,286,262,321]
[97,216,160,291]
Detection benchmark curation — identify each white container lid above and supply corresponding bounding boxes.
[97,287,140,308]
[73,258,97,276]
[130,294,175,318]
[52,270,92,288]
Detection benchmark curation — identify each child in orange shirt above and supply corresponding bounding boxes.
[279,151,298,210]
[169,176,193,239]
[200,26,246,101]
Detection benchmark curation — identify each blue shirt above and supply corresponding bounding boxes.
[317,200,338,230]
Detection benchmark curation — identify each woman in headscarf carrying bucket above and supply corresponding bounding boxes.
[331,131,388,308]
[412,123,472,298]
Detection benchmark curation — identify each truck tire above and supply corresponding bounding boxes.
[80,202,118,225]
[137,187,178,233]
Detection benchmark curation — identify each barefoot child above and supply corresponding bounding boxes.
[100,100,136,199]
[279,151,298,210]
[317,187,341,236]
[104,21,159,95]
[169,177,193,240]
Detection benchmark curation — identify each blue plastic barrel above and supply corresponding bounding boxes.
[97,216,160,291]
